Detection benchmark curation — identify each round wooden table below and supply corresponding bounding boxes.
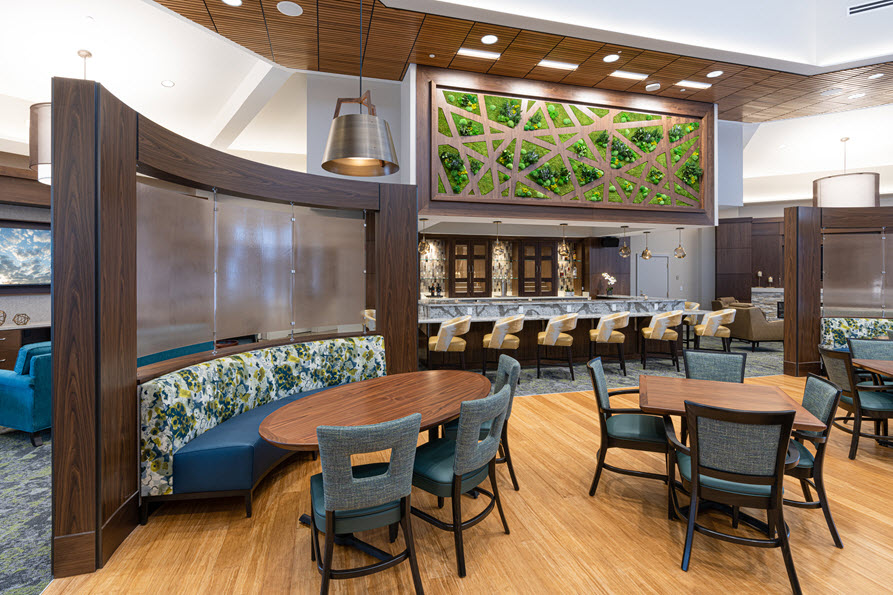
[260,370,492,450]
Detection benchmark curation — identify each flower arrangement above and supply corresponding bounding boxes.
[602,272,617,295]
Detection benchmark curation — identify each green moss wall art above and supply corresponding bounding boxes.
[432,86,705,210]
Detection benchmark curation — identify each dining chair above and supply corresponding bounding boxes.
[363,309,376,332]
[428,315,472,370]
[683,349,746,383]
[666,402,800,594]
[693,308,736,352]
[444,355,522,490]
[311,413,424,595]
[536,313,578,379]
[682,302,700,348]
[482,314,524,376]
[589,311,630,376]
[586,358,667,496]
[820,346,893,459]
[640,310,683,371]
[411,386,511,577]
[848,337,893,361]
[783,374,844,548]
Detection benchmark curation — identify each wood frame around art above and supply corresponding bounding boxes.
[416,66,715,226]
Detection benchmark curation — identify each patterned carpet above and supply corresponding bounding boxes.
[0,429,52,595]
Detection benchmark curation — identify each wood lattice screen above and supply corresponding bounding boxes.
[431,83,707,212]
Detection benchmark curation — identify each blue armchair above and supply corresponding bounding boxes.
[0,341,51,446]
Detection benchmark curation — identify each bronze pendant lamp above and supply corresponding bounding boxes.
[321,0,399,176]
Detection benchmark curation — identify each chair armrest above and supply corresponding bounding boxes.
[793,430,826,444]
[0,370,34,392]
[607,388,640,396]
[664,417,689,455]
[785,442,801,470]
[606,407,645,414]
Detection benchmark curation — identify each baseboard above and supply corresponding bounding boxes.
[784,360,821,377]
[100,490,139,567]
[53,531,96,577]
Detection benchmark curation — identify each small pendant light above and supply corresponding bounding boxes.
[558,223,570,257]
[674,227,686,259]
[418,218,430,254]
[492,220,506,257]
[641,231,652,260]
[321,0,399,176]
[619,225,631,258]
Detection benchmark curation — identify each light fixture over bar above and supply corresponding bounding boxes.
[457,47,501,60]
[538,59,578,70]
[675,79,712,89]
[610,70,648,80]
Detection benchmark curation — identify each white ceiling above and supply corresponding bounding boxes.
[387,0,893,74]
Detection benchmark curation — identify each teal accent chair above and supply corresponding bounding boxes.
[683,349,746,383]
[586,357,667,497]
[0,341,51,446]
[666,402,801,594]
[311,413,423,595]
[442,355,522,490]
[411,386,511,578]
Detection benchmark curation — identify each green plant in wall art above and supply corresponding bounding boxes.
[609,138,638,169]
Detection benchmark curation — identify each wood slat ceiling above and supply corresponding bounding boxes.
[157,0,893,123]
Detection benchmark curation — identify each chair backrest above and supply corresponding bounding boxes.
[493,354,521,419]
[453,386,510,475]
[848,337,893,361]
[819,347,856,397]
[685,301,700,311]
[685,401,795,495]
[801,374,842,439]
[701,308,736,336]
[586,357,611,414]
[648,310,683,340]
[363,309,376,331]
[489,314,525,349]
[542,313,578,345]
[14,341,52,375]
[434,315,472,351]
[316,413,422,511]
[683,350,746,383]
[593,311,630,342]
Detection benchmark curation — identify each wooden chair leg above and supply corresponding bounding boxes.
[849,411,862,460]
[401,497,425,594]
[694,334,700,349]
[588,444,607,496]
[501,424,519,491]
[245,492,253,518]
[451,482,466,578]
[490,460,510,534]
[482,347,487,376]
[437,496,444,509]
[813,463,843,548]
[776,505,802,594]
[681,492,699,571]
[566,345,575,380]
[460,350,466,370]
[320,514,336,595]
[617,343,627,376]
[536,345,542,378]
[389,522,399,543]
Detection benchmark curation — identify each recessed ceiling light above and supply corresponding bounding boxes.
[706,70,724,78]
[848,92,866,99]
[679,88,686,92]
[645,82,661,92]
[821,87,844,96]
[603,54,620,63]
[869,73,884,79]
[481,35,498,45]
[429,53,435,58]
[222,0,242,6]
[457,47,500,60]
[276,1,303,16]
[778,144,787,149]
[610,70,648,80]
[538,59,578,70]
[675,80,711,89]
[161,80,175,88]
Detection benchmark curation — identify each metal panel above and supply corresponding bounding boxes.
[823,232,884,318]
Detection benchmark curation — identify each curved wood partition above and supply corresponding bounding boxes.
[51,77,417,576]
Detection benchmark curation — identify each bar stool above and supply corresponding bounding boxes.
[640,310,683,371]
[428,315,472,369]
[682,302,699,348]
[589,311,630,376]
[536,313,578,379]
[362,309,376,332]
[482,314,525,376]
[693,308,736,352]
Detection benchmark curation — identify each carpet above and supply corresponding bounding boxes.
[0,428,52,595]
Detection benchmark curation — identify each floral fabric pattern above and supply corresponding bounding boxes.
[140,336,386,496]
[821,317,893,349]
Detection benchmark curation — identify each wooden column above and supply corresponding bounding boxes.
[783,206,821,376]
[377,184,419,374]
[51,78,138,576]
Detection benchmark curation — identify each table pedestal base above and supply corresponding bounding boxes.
[299,514,393,562]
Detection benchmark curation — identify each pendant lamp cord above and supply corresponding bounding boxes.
[359,0,363,113]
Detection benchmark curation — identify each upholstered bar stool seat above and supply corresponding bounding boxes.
[590,330,625,343]
[640,310,683,371]
[537,331,573,346]
[428,336,467,352]
[641,327,679,341]
[589,311,630,376]
[482,314,524,376]
[693,308,736,352]
[428,315,472,369]
[536,313,579,379]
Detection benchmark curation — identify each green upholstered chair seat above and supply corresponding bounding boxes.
[856,379,893,389]
[605,414,667,443]
[310,463,402,534]
[677,453,772,497]
[441,418,491,441]
[841,391,893,411]
[412,438,490,498]
[788,440,815,469]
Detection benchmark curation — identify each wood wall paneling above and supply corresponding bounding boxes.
[783,207,821,377]
[365,211,377,309]
[587,237,631,296]
[752,218,784,288]
[820,206,893,229]
[0,171,51,208]
[715,218,752,303]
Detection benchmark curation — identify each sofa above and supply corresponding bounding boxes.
[725,307,783,351]
[710,296,753,310]
[0,341,51,446]
[821,317,893,350]
[139,335,386,522]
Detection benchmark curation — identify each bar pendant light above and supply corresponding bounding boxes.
[558,223,570,257]
[674,227,686,259]
[619,225,631,258]
[492,220,506,257]
[321,0,399,176]
[813,137,879,208]
[641,231,652,260]
[418,218,430,254]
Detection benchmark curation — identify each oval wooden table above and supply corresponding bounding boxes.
[259,370,492,561]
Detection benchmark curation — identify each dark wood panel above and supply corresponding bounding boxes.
[0,173,51,208]
[365,211,377,309]
[97,87,138,566]
[377,184,418,374]
[52,77,98,573]
[588,237,631,296]
[715,218,752,302]
[783,206,821,377]
[821,207,893,229]
[715,248,752,275]
[752,232,783,287]
[137,116,379,210]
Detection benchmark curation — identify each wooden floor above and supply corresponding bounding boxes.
[46,375,893,594]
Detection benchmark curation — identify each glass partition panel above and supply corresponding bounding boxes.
[136,181,214,358]
[823,232,884,318]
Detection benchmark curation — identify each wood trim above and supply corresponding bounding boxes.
[0,173,51,208]
[52,532,96,578]
[100,493,139,567]
[821,206,893,229]
[0,164,37,180]
[783,206,822,377]
[0,285,50,295]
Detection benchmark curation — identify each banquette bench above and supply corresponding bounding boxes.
[139,335,386,523]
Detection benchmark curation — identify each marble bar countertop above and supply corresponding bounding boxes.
[419,297,703,324]
[751,287,783,294]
